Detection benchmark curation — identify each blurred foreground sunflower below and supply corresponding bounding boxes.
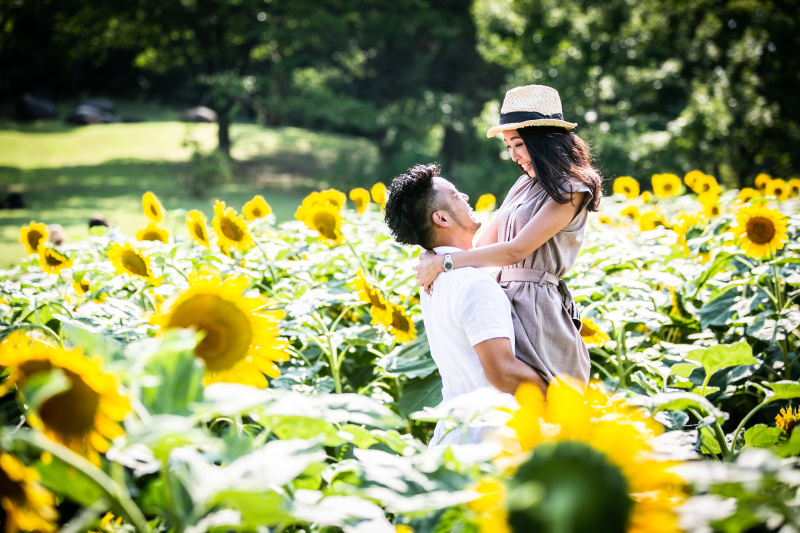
[72,274,90,295]
[620,205,639,221]
[732,204,788,259]
[0,332,130,464]
[475,194,497,212]
[19,222,48,255]
[765,178,790,202]
[388,303,417,344]
[0,452,58,533]
[579,317,610,347]
[213,201,253,251]
[371,182,387,208]
[186,210,211,247]
[243,195,272,220]
[153,267,288,387]
[305,203,345,246]
[136,222,169,243]
[142,191,165,222]
[353,270,392,327]
[683,170,705,189]
[320,189,347,210]
[638,211,667,231]
[490,379,685,533]
[613,177,639,199]
[651,173,681,199]
[37,246,72,275]
[754,173,772,192]
[108,242,161,285]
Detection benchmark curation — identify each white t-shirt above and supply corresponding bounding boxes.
[421,246,516,446]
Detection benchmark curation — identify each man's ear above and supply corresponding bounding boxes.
[431,210,451,228]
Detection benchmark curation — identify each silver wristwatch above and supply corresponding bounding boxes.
[443,253,454,272]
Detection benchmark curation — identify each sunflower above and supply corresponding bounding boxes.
[142,191,165,222]
[388,303,417,344]
[754,173,772,192]
[765,178,790,202]
[788,178,800,197]
[776,407,800,437]
[0,332,130,465]
[108,242,161,285]
[349,188,371,214]
[499,379,685,533]
[703,202,721,218]
[243,195,272,220]
[186,210,211,247]
[0,452,58,533]
[640,191,652,204]
[579,317,610,347]
[353,270,392,327]
[651,173,681,198]
[672,213,703,237]
[638,211,667,232]
[620,205,639,221]
[683,170,705,189]
[320,189,347,210]
[732,204,788,259]
[37,246,72,275]
[305,203,345,246]
[468,478,512,533]
[19,222,49,256]
[72,275,90,295]
[371,182,388,208]
[153,267,289,387]
[613,177,639,199]
[691,173,720,195]
[736,187,761,204]
[475,194,497,212]
[212,201,253,251]
[136,222,170,243]
[596,213,612,225]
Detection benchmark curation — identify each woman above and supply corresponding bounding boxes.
[414,84,602,388]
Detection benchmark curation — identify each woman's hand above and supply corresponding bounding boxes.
[413,250,445,295]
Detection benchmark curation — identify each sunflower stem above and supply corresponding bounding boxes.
[771,263,792,379]
[730,397,771,454]
[346,239,369,276]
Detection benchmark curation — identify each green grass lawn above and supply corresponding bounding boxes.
[0,117,379,266]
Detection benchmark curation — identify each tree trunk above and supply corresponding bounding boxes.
[217,109,231,158]
[440,126,462,174]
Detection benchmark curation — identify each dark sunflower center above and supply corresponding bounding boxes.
[0,464,25,503]
[44,251,64,267]
[220,216,244,242]
[252,207,262,217]
[149,203,160,217]
[664,183,673,191]
[27,230,43,251]
[167,293,253,371]
[312,212,338,240]
[508,441,633,533]
[121,251,149,276]
[580,322,598,337]
[623,186,631,194]
[774,187,784,195]
[746,216,776,244]
[392,309,410,332]
[142,231,165,242]
[193,223,207,241]
[79,279,90,292]
[39,369,101,437]
[354,197,365,210]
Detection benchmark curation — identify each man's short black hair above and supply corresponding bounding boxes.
[384,163,447,249]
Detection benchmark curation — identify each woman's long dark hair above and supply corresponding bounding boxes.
[516,126,602,212]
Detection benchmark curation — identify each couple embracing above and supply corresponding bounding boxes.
[383,85,603,447]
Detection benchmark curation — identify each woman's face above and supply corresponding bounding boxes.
[503,129,535,177]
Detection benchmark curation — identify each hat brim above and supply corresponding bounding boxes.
[486,119,578,138]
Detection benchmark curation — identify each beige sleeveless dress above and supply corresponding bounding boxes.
[495,175,592,386]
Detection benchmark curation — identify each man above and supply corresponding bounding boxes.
[384,163,547,446]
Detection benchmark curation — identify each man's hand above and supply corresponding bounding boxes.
[473,337,547,395]
[413,249,444,295]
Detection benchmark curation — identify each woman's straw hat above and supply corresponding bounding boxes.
[486,84,577,138]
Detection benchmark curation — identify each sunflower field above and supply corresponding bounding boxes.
[1,170,800,533]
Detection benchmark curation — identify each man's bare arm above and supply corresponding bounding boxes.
[473,337,548,395]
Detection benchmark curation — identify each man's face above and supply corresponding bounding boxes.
[433,177,481,236]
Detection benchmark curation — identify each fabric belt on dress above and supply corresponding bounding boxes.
[496,267,583,331]
[496,267,559,286]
